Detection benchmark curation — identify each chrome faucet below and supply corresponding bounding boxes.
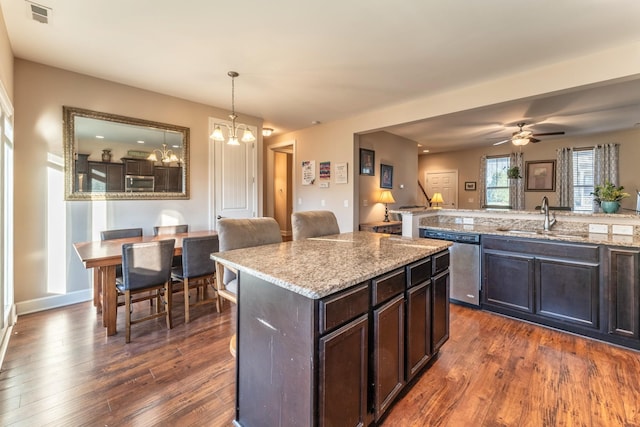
[540,196,556,231]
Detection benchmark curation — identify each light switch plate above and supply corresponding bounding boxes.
[462,217,474,225]
[588,223,608,234]
[612,225,633,235]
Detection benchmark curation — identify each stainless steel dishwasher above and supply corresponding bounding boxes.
[420,229,481,307]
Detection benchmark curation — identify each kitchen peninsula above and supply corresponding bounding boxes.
[211,232,452,427]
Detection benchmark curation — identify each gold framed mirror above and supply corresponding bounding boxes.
[63,106,190,200]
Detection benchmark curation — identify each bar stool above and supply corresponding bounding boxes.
[291,210,340,240]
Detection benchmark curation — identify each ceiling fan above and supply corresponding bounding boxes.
[493,122,565,146]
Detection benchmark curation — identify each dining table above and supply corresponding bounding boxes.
[73,230,218,336]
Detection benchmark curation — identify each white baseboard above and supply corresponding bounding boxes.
[0,303,17,369]
[16,289,92,315]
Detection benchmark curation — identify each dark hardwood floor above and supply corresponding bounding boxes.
[1,295,640,426]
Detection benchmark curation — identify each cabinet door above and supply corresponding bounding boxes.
[482,249,535,313]
[319,314,368,427]
[106,164,124,192]
[536,257,600,329]
[608,248,640,340]
[432,270,450,352]
[138,160,154,176]
[154,167,168,192]
[373,293,405,422]
[167,167,182,192]
[406,280,431,380]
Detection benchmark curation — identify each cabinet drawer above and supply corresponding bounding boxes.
[319,283,369,334]
[372,268,405,306]
[433,250,450,275]
[407,257,431,288]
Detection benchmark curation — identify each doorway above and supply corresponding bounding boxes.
[267,141,295,241]
[425,170,458,208]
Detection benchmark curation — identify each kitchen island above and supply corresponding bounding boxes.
[212,232,452,427]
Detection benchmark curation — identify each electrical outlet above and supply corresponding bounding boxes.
[588,223,608,234]
[462,218,474,225]
[612,225,633,235]
[344,199,349,208]
[363,199,368,207]
[321,199,326,207]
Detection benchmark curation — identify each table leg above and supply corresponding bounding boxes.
[102,266,118,336]
[93,268,102,313]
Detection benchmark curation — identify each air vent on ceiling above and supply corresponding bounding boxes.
[25,1,51,24]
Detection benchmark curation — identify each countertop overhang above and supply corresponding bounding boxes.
[211,231,452,299]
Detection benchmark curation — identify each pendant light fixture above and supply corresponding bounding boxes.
[210,71,256,145]
[148,132,180,163]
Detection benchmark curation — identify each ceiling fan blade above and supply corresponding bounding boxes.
[531,131,565,137]
[530,137,541,143]
[493,139,510,146]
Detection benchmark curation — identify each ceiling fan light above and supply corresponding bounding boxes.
[241,127,256,142]
[512,137,529,146]
[211,125,225,141]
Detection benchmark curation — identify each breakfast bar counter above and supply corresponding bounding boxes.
[212,232,452,427]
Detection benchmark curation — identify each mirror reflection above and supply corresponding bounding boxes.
[63,106,190,200]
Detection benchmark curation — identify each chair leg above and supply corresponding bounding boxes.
[184,277,190,323]
[125,290,132,343]
[165,281,173,329]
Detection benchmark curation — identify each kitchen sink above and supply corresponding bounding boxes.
[496,227,588,239]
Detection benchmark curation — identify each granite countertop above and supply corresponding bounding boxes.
[419,223,640,248]
[211,232,452,299]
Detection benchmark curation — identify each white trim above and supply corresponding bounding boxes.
[0,303,16,369]
[16,289,92,315]
[0,80,13,117]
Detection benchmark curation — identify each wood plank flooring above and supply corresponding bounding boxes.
[1,297,640,426]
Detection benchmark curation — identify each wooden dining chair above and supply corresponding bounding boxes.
[291,210,340,240]
[118,239,175,343]
[171,235,219,323]
[215,217,282,311]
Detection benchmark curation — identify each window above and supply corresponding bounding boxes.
[485,156,510,207]
[573,148,594,212]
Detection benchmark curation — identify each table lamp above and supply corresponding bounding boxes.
[378,190,396,222]
[431,192,444,209]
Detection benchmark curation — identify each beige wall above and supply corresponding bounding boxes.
[419,128,640,211]
[358,132,418,224]
[13,59,261,308]
[0,7,13,101]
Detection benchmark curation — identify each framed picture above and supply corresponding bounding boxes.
[464,181,476,191]
[380,164,393,189]
[359,148,375,176]
[525,160,556,191]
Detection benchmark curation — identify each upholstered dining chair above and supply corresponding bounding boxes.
[153,224,188,268]
[291,210,340,240]
[215,217,282,311]
[171,235,219,323]
[118,239,175,343]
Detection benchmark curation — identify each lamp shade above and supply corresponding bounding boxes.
[431,192,444,204]
[378,190,396,204]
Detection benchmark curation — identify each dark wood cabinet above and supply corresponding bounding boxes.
[432,269,450,352]
[123,158,154,176]
[536,257,600,328]
[319,314,369,427]
[406,280,432,380]
[373,293,405,421]
[88,161,124,192]
[74,154,89,192]
[483,249,535,313]
[154,166,182,192]
[608,247,640,342]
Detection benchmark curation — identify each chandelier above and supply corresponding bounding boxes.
[148,132,180,163]
[210,71,256,145]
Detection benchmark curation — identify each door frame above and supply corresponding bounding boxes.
[425,169,458,209]
[265,140,296,221]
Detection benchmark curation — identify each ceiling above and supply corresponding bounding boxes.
[2,1,640,150]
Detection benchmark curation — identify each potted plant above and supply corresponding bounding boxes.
[506,166,521,179]
[591,181,629,213]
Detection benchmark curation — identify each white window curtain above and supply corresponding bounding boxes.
[556,147,573,207]
[479,155,487,208]
[509,152,524,210]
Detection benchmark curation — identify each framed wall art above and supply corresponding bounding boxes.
[465,181,476,191]
[525,160,556,191]
[359,148,375,176]
[380,164,393,189]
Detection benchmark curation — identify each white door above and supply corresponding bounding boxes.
[425,171,458,208]
[210,119,258,222]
